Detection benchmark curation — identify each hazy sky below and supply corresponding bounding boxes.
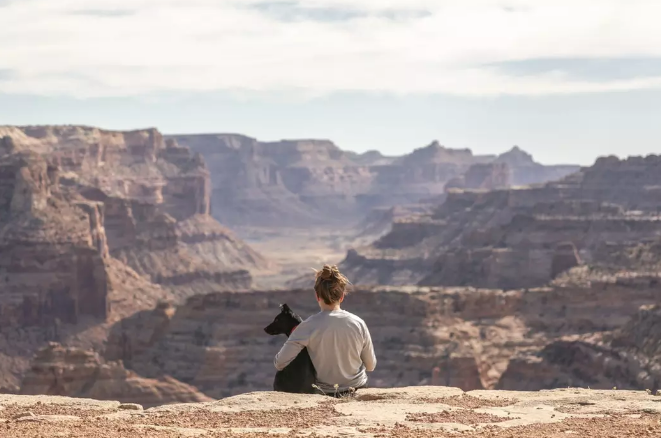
[1,0,660,165]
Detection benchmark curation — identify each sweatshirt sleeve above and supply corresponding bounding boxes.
[274,322,311,371]
[360,322,377,372]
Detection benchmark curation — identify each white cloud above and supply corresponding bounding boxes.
[0,0,660,97]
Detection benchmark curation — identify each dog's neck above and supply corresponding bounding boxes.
[287,324,299,337]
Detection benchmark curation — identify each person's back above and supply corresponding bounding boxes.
[274,265,377,394]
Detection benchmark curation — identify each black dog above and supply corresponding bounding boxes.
[264,303,317,394]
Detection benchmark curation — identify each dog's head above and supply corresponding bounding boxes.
[264,303,303,336]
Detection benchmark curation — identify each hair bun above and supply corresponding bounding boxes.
[318,264,339,281]
[314,264,350,305]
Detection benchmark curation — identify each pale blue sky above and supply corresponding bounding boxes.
[2,90,659,165]
[1,0,660,165]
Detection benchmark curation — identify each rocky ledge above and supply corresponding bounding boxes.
[1,387,659,437]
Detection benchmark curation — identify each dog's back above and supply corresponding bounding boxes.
[264,304,317,394]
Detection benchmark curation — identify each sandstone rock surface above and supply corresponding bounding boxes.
[445,162,512,191]
[0,125,271,393]
[0,387,659,437]
[102,274,661,398]
[343,154,661,290]
[495,146,578,186]
[19,342,212,408]
[0,125,270,301]
[0,151,110,328]
[168,134,578,227]
[498,303,661,392]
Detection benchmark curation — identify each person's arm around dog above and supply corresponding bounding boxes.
[274,322,311,370]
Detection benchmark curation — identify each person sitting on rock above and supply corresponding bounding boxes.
[274,264,377,397]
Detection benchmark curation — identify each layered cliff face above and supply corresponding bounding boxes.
[446,163,512,191]
[104,289,457,398]
[167,134,364,226]
[168,134,578,227]
[0,151,109,328]
[1,126,270,298]
[343,154,661,290]
[20,342,212,407]
[495,146,579,186]
[0,125,270,392]
[0,149,171,391]
[497,303,661,392]
[102,272,661,398]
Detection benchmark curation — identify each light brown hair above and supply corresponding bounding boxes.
[314,264,350,305]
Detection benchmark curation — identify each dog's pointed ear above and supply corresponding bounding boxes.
[281,303,291,312]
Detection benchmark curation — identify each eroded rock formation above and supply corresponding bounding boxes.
[498,303,661,392]
[343,154,661,290]
[0,151,109,328]
[168,134,578,227]
[495,146,578,186]
[445,163,511,191]
[0,125,271,393]
[20,342,212,407]
[103,269,661,397]
[0,125,270,302]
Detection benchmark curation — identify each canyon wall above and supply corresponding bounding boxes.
[498,303,661,392]
[168,134,578,227]
[20,342,212,407]
[0,125,271,392]
[0,151,110,328]
[0,125,270,303]
[103,273,661,398]
[343,154,661,290]
[494,146,579,186]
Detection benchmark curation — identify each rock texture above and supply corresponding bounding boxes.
[498,303,661,392]
[1,125,273,298]
[495,146,578,186]
[0,151,110,328]
[0,125,270,393]
[343,154,661,289]
[168,134,578,227]
[0,125,269,302]
[445,163,512,191]
[19,343,212,408]
[1,387,660,437]
[102,270,661,398]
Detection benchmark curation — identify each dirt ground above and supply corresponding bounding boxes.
[2,386,660,437]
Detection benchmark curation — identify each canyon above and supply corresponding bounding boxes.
[168,134,578,228]
[342,154,661,290]
[0,126,270,305]
[0,125,270,392]
[1,123,660,412]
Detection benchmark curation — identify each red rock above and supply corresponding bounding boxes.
[20,343,212,407]
[343,154,661,289]
[168,135,577,227]
[0,125,271,394]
